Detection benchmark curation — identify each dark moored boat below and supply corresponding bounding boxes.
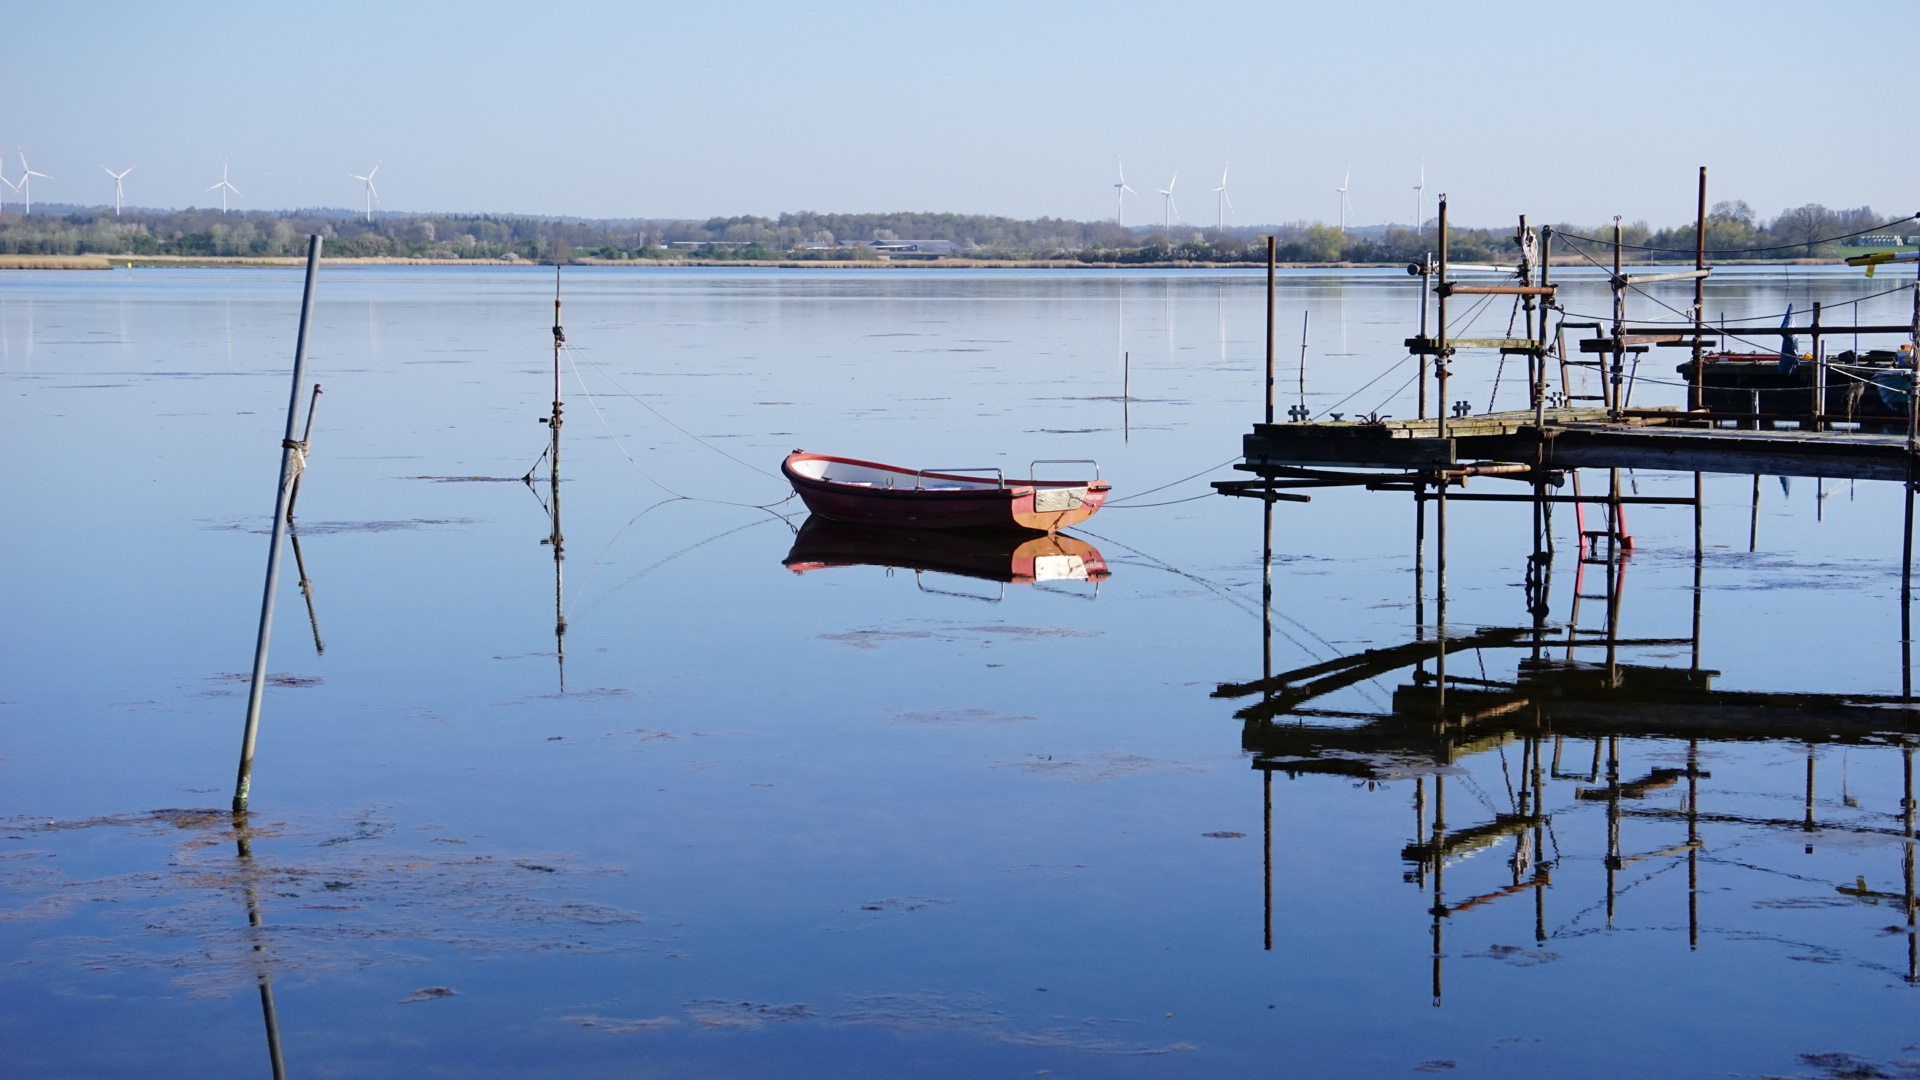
[782,515,1109,584]
[781,451,1109,532]
[1680,348,1914,424]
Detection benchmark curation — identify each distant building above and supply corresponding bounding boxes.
[669,240,753,249]
[837,239,959,260]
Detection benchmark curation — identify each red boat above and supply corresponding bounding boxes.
[781,451,1110,532]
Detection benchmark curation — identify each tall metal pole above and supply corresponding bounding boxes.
[1436,196,1451,442]
[1265,236,1276,424]
[1692,168,1708,412]
[1812,301,1824,429]
[1536,225,1551,430]
[1610,216,1625,419]
[1518,215,1537,415]
[550,267,568,693]
[232,236,322,814]
[1910,277,1920,453]
[1418,253,1431,420]
[1297,311,1310,419]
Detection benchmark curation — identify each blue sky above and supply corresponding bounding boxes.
[12,0,1915,226]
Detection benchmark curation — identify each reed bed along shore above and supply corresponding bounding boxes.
[0,253,1849,271]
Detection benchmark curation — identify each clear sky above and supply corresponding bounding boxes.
[12,0,1915,227]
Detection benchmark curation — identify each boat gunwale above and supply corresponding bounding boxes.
[783,451,1110,496]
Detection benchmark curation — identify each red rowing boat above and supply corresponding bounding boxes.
[781,451,1110,532]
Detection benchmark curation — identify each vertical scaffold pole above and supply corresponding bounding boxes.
[1436,196,1450,441]
[1693,167,1708,412]
[1265,236,1276,424]
[1610,217,1625,419]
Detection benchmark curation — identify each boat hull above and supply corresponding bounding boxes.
[781,452,1109,532]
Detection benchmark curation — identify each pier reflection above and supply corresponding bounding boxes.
[783,516,1109,599]
[1224,474,1920,1001]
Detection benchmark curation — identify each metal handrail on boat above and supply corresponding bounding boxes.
[915,467,1004,490]
[1028,459,1101,483]
[914,570,1005,602]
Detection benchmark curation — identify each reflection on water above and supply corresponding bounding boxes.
[784,516,1109,601]
[3,267,1919,1077]
[1231,473,1920,1015]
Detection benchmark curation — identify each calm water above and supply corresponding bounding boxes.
[3,264,1918,1078]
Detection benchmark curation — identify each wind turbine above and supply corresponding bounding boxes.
[1412,162,1425,232]
[1336,166,1351,231]
[206,159,242,212]
[350,162,381,222]
[1113,157,1136,225]
[17,151,51,214]
[1212,162,1232,228]
[0,160,15,211]
[1158,171,1179,232]
[102,165,135,215]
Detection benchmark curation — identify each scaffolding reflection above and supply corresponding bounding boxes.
[1224,471,1920,1001]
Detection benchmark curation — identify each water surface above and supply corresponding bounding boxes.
[2,265,1917,1078]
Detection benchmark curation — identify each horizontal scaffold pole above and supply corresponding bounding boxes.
[1438,284,1557,296]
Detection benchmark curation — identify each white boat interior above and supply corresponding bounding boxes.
[790,457,1010,491]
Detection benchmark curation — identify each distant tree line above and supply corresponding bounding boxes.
[0,201,1901,263]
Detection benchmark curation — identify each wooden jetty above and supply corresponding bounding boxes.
[1224,173,1920,501]
[1223,406,1920,485]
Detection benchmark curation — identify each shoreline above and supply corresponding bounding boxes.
[0,253,1853,271]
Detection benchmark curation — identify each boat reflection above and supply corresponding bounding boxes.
[1222,471,1920,1001]
[783,515,1109,600]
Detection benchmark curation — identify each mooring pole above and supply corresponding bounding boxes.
[232,235,322,814]
[549,266,568,693]
[1436,196,1450,442]
[1692,166,1708,412]
[1265,236,1276,424]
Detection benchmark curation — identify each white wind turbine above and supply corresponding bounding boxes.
[1412,162,1425,232]
[1336,166,1351,231]
[1212,162,1233,228]
[1113,157,1136,225]
[18,151,51,214]
[0,161,16,211]
[1158,171,1179,232]
[102,165,135,215]
[207,160,242,212]
[350,162,381,222]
